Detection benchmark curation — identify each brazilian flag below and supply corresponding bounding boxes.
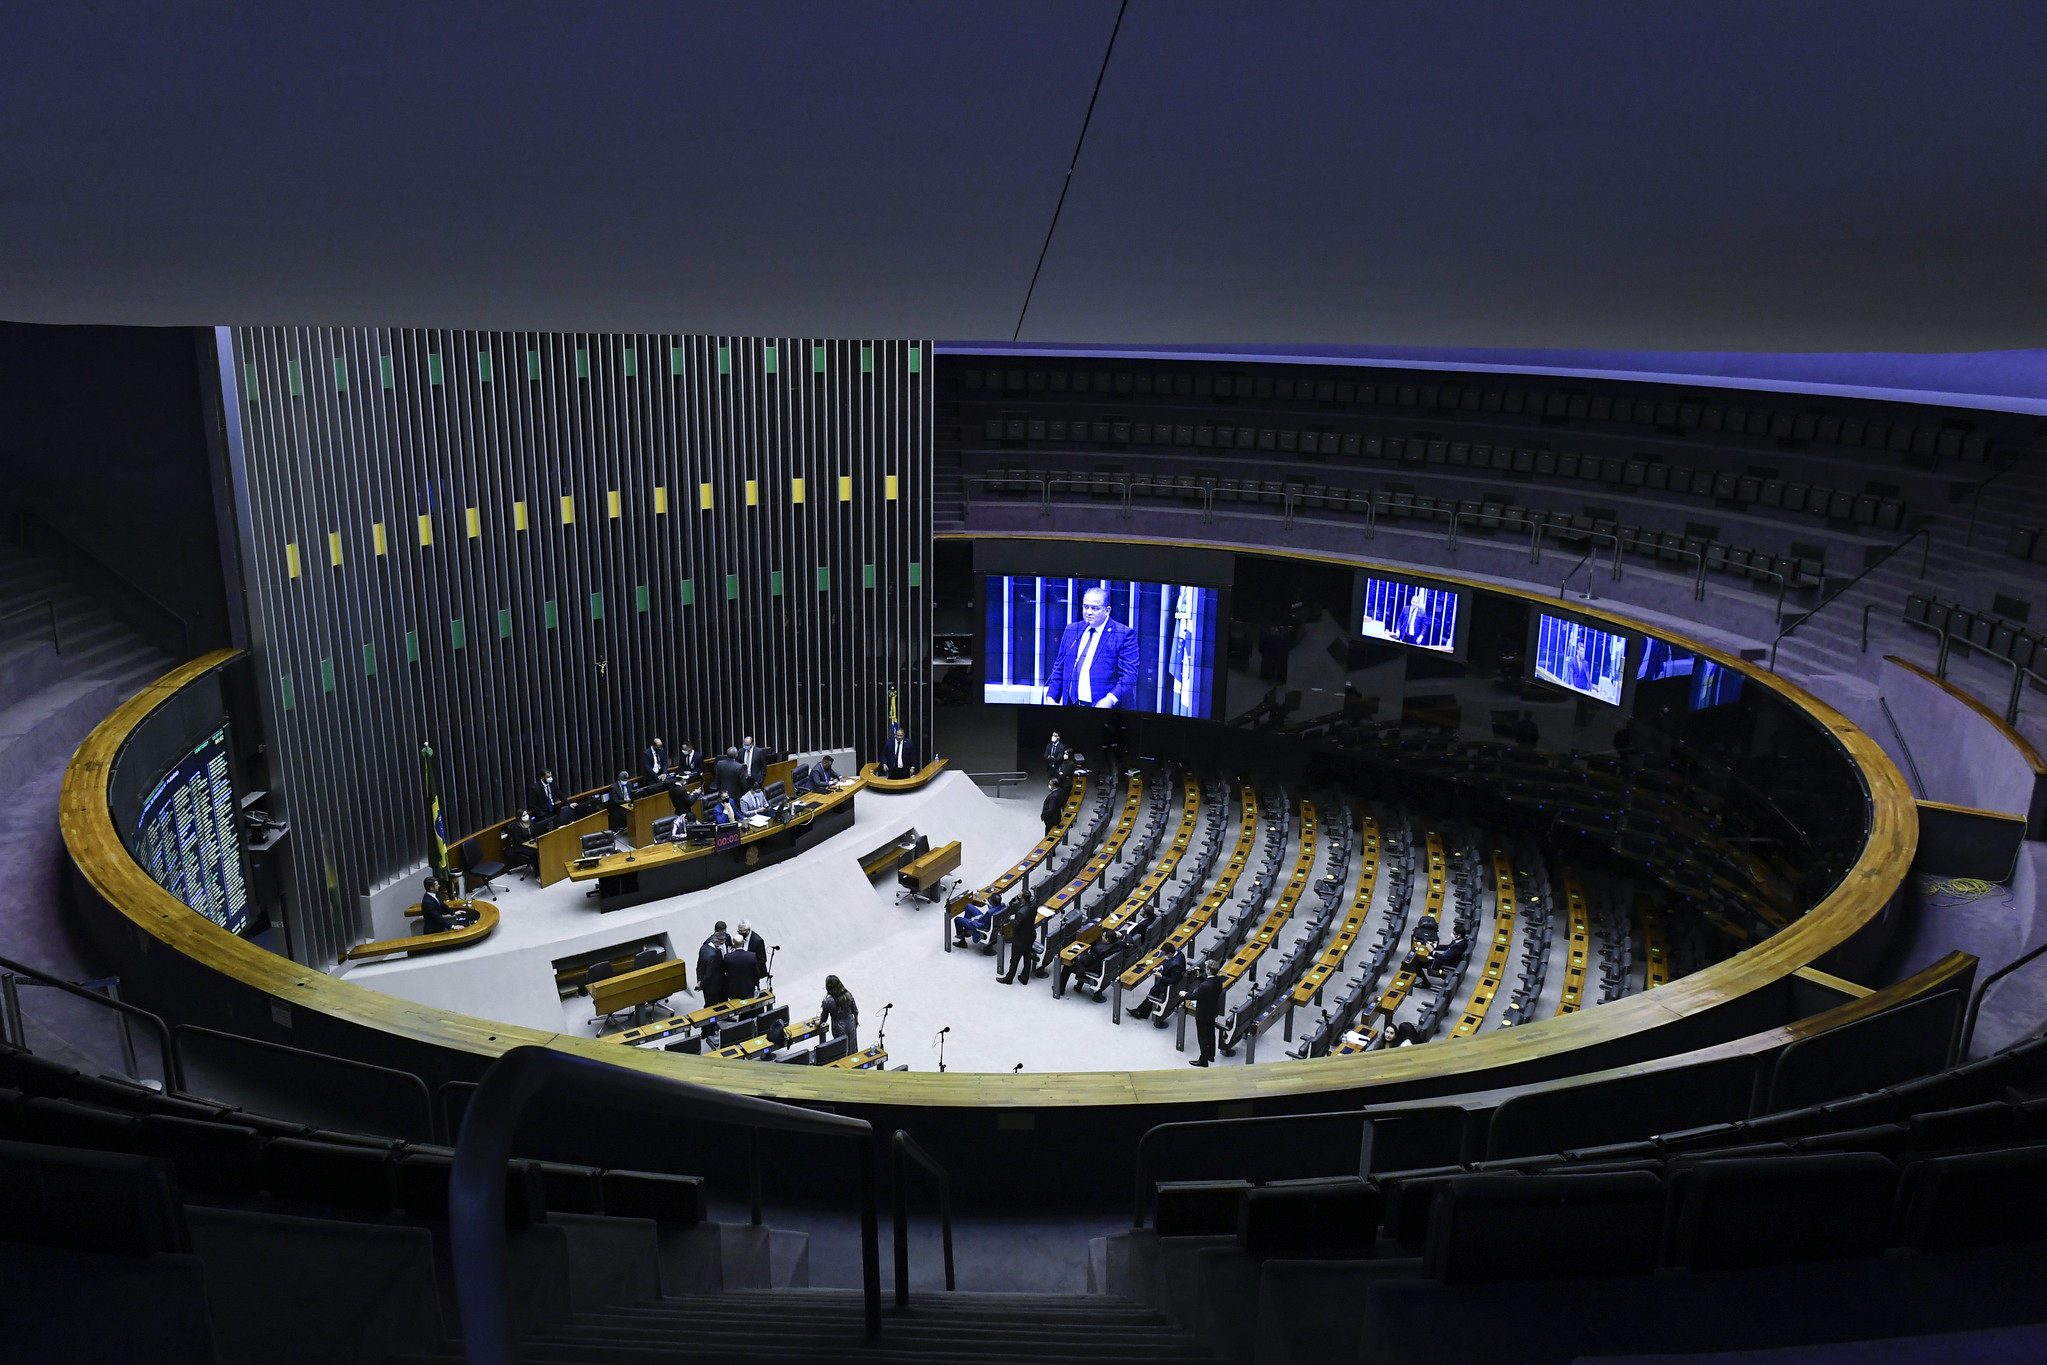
[421,741,451,884]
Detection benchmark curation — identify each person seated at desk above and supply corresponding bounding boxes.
[503,811,539,874]
[708,793,740,826]
[882,722,916,779]
[419,877,478,934]
[953,892,1003,948]
[738,782,768,819]
[529,769,563,825]
[1130,945,1187,1023]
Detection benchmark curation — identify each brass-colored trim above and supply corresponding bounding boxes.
[1791,965,1873,999]
[1884,654,2047,775]
[66,515,1921,1105]
[1915,798,2030,825]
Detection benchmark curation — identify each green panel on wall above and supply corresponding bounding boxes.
[404,630,418,663]
[770,570,784,597]
[624,347,637,378]
[812,345,826,373]
[670,346,684,376]
[861,345,873,374]
[280,673,294,711]
[287,360,303,396]
[680,578,695,606]
[590,591,604,620]
[816,566,830,592]
[450,617,465,649]
[725,573,738,601]
[544,599,558,629]
[244,363,258,401]
[576,348,589,378]
[718,345,730,375]
[863,563,876,589]
[333,357,349,392]
[380,354,394,388]
[477,351,494,383]
[635,584,649,612]
[362,643,376,676]
[319,656,334,692]
[527,349,540,380]
[909,344,923,374]
[909,561,922,588]
[427,353,443,386]
[764,344,777,374]
[498,607,512,638]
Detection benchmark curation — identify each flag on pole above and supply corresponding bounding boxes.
[887,682,900,727]
[420,741,451,883]
[1169,586,1197,716]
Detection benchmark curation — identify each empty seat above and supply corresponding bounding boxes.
[601,1169,707,1225]
[1155,1179,1252,1236]
[1667,1152,1897,1269]
[1897,1144,2047,1251]
[1422,1172,1664,1282]
[1238,1176,1383,1258]
[262,1136,397,1213]
[0,1135,189,1256]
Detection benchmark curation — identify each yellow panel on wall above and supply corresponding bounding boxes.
[560,495,575,525]
[465,506,481,539]
[885,474,899,501]
[654,485,668,514]
[416,514,433,547]
[792,477,806,504]
[286,542,300,578]
[607,490,621,519]
[839,474,853,502]
[700,482,714,510]
[328,531,343,567]
[372,522,387,556]
[745,479,759,507]
[513,500,528,531]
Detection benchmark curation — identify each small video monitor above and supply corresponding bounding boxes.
[1531,612,1631,705]
[1356,573,1462,654]
[1637,640,1745,710]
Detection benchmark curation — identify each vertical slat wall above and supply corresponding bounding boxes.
[227,330,931,966]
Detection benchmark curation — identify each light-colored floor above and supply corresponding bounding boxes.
[345,771,1225,1074]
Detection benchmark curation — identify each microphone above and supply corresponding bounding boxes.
[937,1025,951,1034]
[1013,1063,1024,1073]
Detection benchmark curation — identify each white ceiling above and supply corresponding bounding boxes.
[5,2,2046,352]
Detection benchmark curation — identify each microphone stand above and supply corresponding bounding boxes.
[765,946,779,991]
[935,1026,950,1074]
[877,1003,893,1054]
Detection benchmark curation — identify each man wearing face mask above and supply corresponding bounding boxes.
[1044,585,1140,709]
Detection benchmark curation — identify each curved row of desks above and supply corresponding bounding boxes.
[63,537,1919,1113]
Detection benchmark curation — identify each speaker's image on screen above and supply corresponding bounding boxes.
[130,725,251,936]
[1358,576,1459,653]
[983,575,1220,717]
[1637,640,1745,710]
[1533,614,1629,705]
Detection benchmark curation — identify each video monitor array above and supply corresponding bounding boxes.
[983,575,1222,717]
[130,724,252,936]
[1532,612,1631,706]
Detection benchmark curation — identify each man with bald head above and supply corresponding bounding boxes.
[1044,585,1140,708]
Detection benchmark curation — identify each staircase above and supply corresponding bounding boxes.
[0,539,175,1070]
[406,1289,1210,1364]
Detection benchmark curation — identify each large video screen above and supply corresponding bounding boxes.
[1532,612,1631,706]
[1358,574,1461,654]
[1638,640,1745,710]
[130,724,252,936]
[983,575,1221,717]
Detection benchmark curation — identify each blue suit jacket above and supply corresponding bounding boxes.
[1045,617,1141,707]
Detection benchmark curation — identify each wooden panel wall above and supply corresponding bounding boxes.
[220,329,931,965]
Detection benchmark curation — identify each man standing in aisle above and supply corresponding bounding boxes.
[999,900,1039,984]
[1185,964,1228,1067]
[1044,586,1140,709]
[696,923,730,1003]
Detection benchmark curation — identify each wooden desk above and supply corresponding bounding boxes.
[590,957,691,1019]
[536,809,608,887]
[714,1014,822,1060]
[860,828,921,880]
[567,781,861,912]
[601,993,773,1046]
[825,1045,888,1070]
[859,758,947,791]
[764,759,796,797]
[626,789,676,847]
[899,840,961,896]
[344,900,499,961]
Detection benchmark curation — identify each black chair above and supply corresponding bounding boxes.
[763,780,786,803]
[580,831,614,859]
[651,815,678,842]
[810,1035,854,1066]
[460,839,506,899]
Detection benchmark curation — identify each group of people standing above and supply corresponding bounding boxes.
[693,919,860,1052]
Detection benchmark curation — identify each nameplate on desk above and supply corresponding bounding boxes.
[715,826,742,852]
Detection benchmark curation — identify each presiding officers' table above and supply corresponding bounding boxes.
[568,778,863,911]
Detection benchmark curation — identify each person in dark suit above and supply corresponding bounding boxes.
[1040,778,1067,832]
[733,919,768,969]
[723,942,762,1003]
[999,902,1038,984]
[1133,945,1187,1023]
[419,877,477,934]
[503,812,538,875]
[738,735,766,786]
[1043,586,1140,708]
[813,755,842,789]
[529,769,562,823]
[610,770,634,805]
[883,723,916,778]
[1044,731,1067,770]
[674,741,702,781]
[714,747,748,799]
[644,738,670,782]
[1185,965,1228,1066]
[696,924,729,1001]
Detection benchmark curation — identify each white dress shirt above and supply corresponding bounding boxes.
[1076,623,1103,703]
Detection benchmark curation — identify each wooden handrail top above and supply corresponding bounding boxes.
[344,900,499,961]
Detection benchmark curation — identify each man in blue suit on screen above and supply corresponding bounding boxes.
[1044,586,1140,708]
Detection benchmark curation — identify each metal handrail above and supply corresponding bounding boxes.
[1445,507,1543,564]
[1768,529,1931,672]
[1132,1108,1371,1228]
[0,599,59,654]
[18,508,193,659]
[453,1046,881,1363]
[171,1023,436,1142]
[1960,935,2047,1058]
[1963,441,2034,547]
[1877,696,1928,799]
[1558,544,1599,600]
[965,770,1028,798]
[0,953,183,1091]
[1900,616,1953,679]
[891,1128,956,1306]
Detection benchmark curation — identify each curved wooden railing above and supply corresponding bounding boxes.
[62,536,1918,1109]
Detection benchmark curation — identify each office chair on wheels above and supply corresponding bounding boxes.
[459,838,507,899]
